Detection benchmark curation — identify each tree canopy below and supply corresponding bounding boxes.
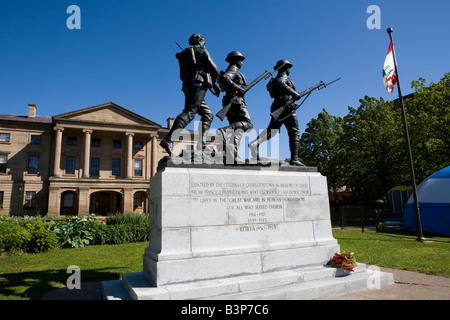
[298,72,450,205]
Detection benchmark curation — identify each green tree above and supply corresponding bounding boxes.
[342,96,404,204]
[299,108,346,209]
[406,72,450,179]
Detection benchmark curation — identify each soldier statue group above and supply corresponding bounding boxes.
[159,33,339,166]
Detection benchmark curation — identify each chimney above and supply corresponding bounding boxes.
[167,117,175,129]
[28,104,37,118]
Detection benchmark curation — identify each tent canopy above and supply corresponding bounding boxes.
[402,166,450,236]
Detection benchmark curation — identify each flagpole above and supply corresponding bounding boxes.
[387,27,425,242]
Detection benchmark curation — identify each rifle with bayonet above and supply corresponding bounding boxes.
[215,62,288,121]
[270,77,341,122]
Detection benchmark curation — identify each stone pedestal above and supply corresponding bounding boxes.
[102,161,394,300]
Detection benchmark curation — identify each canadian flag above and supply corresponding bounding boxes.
[383,41,397,93]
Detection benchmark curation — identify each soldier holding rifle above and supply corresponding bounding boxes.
[160,33,220,156]
[248,59,305,166]
[249,59,340,166]
[216,51,253,163]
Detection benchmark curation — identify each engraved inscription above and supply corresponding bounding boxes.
[190,179,309,224]
[239,224,279,232]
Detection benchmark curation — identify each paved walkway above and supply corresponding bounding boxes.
[318,266,450,300]
[40,266,450,300]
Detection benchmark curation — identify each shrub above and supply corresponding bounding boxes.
[0,222,30,253]
[24,221,58,253]
[0,219,57,253]
[50,216,104,248]
[106,213,149,226]
[1,213,149,253]
[101,223,149,244]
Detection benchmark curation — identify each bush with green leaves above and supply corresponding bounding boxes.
[1,213,149,253]
[49,216,104,248]
[101,223,149,244]
[0,222,30,253]
[0,219,57,253]
[24,221,58,253]
[97,213,149,245]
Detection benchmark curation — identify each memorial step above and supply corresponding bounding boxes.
[102,263,394,300]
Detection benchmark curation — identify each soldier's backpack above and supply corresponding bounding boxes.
[267,78,277,98]
[217,70,226,92]
[176,47,197,73]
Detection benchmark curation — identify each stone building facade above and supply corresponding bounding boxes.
[0,104,53,216]
[0,102,192,216]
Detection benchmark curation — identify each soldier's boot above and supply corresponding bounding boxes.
[216,126,232,147]
[198,122,214,153]
[218,122,247,164]
[289,140,305,166]
[229,130,245,164]
[248,129,269,160]
[160,116,188,156]
[159,139,173,156]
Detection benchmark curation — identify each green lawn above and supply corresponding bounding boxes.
[0,229,449,300]
[333,229,450,277]
[0,242,148,300]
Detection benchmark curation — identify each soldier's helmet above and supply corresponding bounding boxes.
[189,33,205,46]
[274,59,293,70]
[225,51,245,63]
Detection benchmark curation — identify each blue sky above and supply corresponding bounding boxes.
[1,0,449,160]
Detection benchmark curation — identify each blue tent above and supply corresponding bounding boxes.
[403,166,450,236]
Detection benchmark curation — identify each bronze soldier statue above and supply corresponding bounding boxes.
[216,51,253,163]
[248,59,304,166]
[160,33,219,156]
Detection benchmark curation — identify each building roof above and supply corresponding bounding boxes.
[0,114,53,124]
[53,102,161,129]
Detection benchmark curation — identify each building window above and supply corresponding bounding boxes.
[30,135,41,144]
[112,158,121,176]
[24,191,36,208]
[134,159,143,176]
[113,139,121,148]
[91,138,101,147]
[133,192,143,209]
[0,154,7,173]
[66,156,76,174]
[90,157,100,175]
[63,193,74,208]
[28,155,39,174]
[0,191,3,209]
[0,133,10,142]
[134,141,143,149]
[67,137,77,145]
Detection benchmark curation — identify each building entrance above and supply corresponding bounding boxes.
[90,191,122,215]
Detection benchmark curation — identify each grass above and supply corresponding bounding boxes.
[0,229,449,300]
[0,242,148,300]
[333,229,450,277]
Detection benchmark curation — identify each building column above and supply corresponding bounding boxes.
[125,132,135,179]
[151,134,158,177]
[53,127,64,177]
[78,188,90,216]
[48,187,61,215]
[123,188,134,213]
[82,129,93,178]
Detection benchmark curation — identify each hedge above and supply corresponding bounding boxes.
[0,213,149,254]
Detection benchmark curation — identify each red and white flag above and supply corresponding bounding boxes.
[383,41,397,93]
